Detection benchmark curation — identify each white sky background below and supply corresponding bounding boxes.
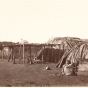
[0,0,88,43]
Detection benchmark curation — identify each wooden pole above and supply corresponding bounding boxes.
[23,43,25,64]
[8,47,12,62]
[34,47,37,60]
[12,47,16,64]
[29,46,32,64]
[2,49,4,60]
[2,45,4,60]
[35,50,37,60]
[19,44,21,63]
[47,46,50,62]
[42,46,44,63]
[59,45,61,60]
[11,47,13,61]
[51,45,53,62]
[43,46,45,62]
[12,47,13,62]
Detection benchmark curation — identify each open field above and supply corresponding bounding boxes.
[0,59,88,87]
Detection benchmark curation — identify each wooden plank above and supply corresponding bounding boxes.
[0,43,60,47]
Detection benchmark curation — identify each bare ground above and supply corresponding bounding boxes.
[0,59,88,87]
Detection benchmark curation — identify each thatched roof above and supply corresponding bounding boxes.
[56,42,88,68]
[47,37,83,50]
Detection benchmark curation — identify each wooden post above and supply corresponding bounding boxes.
[30,46,31,60]
[43,46,45,62]
[42,46,44,63]
[11,47,13,61]
[19,44,21,63]
[23,43,25,64]
[35,50,37,60]
[12,47,14,62]
[51,45,53,62]
[8,47,12,62]
[12,46,16,64]
[47,46,50,62]
[29,46,32,64]
[59,45,61,60]
[2,49,4,60]
[2,45,4,60]
[34,50,37,60]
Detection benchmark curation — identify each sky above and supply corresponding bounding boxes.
[0,0,88,43]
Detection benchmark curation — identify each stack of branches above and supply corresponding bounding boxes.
[47,37,83,51]
[56,42,88,68]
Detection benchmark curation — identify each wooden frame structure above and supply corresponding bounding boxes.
[0,43,62,64]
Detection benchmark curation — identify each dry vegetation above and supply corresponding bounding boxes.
[0,59,88,87]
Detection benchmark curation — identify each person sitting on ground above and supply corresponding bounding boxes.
[60,60,73,76]
[72,61,79,76]
[60,60,79,76]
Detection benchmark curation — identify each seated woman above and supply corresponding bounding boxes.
[61,60,73,76]
[61,60,79,76]
[72,61,79,76]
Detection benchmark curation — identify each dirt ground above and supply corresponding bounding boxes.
[0,59,88,87]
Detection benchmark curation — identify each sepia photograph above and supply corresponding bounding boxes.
[0,0,88,87]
